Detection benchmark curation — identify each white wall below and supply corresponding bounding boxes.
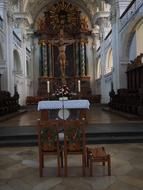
[129,32,136,61]
[136,22,143,56]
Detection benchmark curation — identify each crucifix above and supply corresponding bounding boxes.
[48,29,76,83]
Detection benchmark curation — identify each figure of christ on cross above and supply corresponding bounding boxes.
[48,29,76,82]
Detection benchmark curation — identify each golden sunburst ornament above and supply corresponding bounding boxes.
[48,0,79,31]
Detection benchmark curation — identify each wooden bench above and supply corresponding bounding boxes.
[86,147,111,176]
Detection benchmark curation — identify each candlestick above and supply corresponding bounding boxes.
[47,81,50,93]
[78,80,81,93]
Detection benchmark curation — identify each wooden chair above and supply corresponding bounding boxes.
[37,119,63,177]
[63,119,86,176]
[86,146,111,176]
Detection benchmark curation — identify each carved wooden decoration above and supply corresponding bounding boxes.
[35,0,91,97]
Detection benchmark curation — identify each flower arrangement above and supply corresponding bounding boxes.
[54,84,71,98]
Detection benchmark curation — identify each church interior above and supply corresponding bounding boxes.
[0,0,143,189]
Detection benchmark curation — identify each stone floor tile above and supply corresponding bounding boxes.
[32,178,63,190]
[0,184,14,190]
[105,180,140,190]
[118,176,143,189]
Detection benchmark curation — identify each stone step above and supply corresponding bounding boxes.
[87,135,143,144]
[0,123,143,147]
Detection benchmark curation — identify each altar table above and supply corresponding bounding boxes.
[37,100,90,120]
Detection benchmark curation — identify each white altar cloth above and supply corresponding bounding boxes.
[37,100,90,110]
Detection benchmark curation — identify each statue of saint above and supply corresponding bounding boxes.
[37,18,45,31]
[81,16,89,32]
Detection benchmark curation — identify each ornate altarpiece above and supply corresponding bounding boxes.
[35,0,91,98]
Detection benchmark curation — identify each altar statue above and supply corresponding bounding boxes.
[48,29,75,82]
[37,18,45,31]
[81,16,89,32]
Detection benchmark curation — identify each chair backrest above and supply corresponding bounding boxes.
[63,119,86,152]
[38,120,60,152]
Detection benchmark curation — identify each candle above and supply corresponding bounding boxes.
[78,80,81,92]
[47,81,50,93]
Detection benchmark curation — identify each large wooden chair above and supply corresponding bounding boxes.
[63,119,86,176]
[37,119,63,177]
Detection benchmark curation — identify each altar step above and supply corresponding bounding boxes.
[87,123,143,144]
[0,123,143,147]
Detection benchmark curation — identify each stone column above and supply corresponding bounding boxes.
[91,25,100,94]
[80,40,86,77]
[41,41,48,77]
[47,43,52,77]
[75,42,79,76]
[110,0,120,91]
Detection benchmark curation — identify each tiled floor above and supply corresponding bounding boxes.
[0,104,143,189]
[0,143,143,190]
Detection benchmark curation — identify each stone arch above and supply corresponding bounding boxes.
[120,15,143,60]
[96,57,101,79]
[105,48,113,74]
[13,49,22,74]
[127,19,143,61]
[0,43,4,64]
[26,0,92,31]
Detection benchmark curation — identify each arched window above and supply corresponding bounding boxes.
[96,57,101,79]
[105,48,113,74]
[13,49,22,74]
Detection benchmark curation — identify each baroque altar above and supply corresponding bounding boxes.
[35,0,91,98]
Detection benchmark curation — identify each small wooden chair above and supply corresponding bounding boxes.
[37,119,63,177]
[63,119,86,177]
[86,146,111,176]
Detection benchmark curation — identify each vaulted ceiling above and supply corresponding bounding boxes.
[23,0,99,23]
